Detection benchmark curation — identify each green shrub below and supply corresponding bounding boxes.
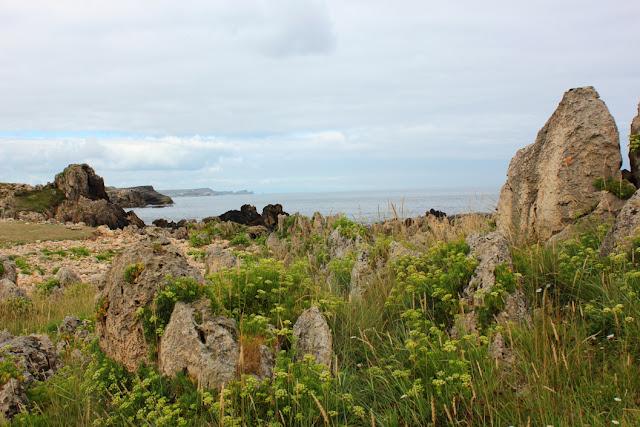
[123,263,144,284]
[189,232,211,248]
[229,234,250,246]
[69,246,91,257]
[94,249,117,261]
[186,250,206,261]
[0,358,24,386]
[387,240,476,326]
[594,177,636,199]
[142,276,214,345]
[331,215,371,240]
[629,133,640,155]
[13,187,65,213]
[328,254,355,294]
[37,278,61,295]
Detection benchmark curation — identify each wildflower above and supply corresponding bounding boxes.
[614,397,622,402]
[611,420,620,425]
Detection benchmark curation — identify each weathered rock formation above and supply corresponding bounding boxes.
[599,191,640,255]
[0,331,61,387]
[204,246,240,275]
[55,197,130,229]
[95,233,204,371]
[0,256,17,284]
[159,301,240,389]
[0,330,61,419]
[293,306,333,368]
[107,186,174,208]
[459,231,531,336]
[497,87,622,241]
[0,378,28,420]
[628,103,640,185]
[51,164,139,229]
[0,279,28,301]
[54,163,109,201]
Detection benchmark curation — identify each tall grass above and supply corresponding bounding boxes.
[3,215,640,426]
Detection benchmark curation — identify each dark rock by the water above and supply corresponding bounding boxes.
[218,204,288,230]
[427,209,447,219]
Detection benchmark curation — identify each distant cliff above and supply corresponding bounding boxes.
[159,188,253,197]
[107,186,174,208]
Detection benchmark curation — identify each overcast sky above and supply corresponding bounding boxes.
[1,0,639,193]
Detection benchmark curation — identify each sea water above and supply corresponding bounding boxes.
[131,187,500,225]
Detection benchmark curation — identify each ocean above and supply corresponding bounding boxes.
[131,187,500,225]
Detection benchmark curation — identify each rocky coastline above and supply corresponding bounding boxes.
[1,86,640,424]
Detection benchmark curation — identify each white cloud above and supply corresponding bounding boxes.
[0,0,639,191]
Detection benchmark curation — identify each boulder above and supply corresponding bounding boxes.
[53,164,109,201]
[159,301,239,389]
[95,235,204,372]
[54,267,81,288]
[496,87,622,241]
[629,103,640,185]
[546,191,626,247]
[0,331,61,387]
[204,246,240,275]
[55,196,129,229]
[0,378,28,420]
[312,212,325,231]
[262,204,288,230]
[293,306,333,369]
[349,246,375,300]
[328,228,362,260]
[126,210,145,228]
[0,279,28,301]
[599,190,640,255]
[246,225,269,237]
[0,257,17,284]
[463,231,513,302]
[219,205,263,227]
[460,231,532,332]
[388,241,421,263]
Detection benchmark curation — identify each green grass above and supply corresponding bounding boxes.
[13,188,66,213]
[0,221,95,246]
[3,216,640,426]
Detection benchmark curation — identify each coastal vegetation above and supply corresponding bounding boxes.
[1,213,639,426]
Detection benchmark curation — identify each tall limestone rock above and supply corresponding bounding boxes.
[54,163,109,201]
[53,164,133,229]
[497,87,622,241]
[628,103,640,184]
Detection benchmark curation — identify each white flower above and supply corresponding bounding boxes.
[614,397,622,402]
[611,420,620,425]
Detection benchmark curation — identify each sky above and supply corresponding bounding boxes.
[1,0,639,193]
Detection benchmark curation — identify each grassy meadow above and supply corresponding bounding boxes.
[1,214,639,426]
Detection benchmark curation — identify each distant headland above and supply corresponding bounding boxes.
[158,188,253,197]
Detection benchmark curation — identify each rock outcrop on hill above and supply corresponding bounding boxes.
[52,164,138,229]
[107,186,174,208]
[95,233,204,371]
[496,87,622,241]
[54,164,109,201]
[628,103,640,185]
